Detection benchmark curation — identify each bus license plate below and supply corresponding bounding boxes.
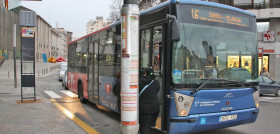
[219,114,237,122]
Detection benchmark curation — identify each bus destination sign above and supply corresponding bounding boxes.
[191,8,249,27]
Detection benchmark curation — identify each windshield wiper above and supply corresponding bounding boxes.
[194,78,245,92]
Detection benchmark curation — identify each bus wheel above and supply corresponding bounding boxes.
[78,82,87,103]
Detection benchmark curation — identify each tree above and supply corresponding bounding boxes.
[107,0,123,24]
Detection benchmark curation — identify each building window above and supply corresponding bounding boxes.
[257,22,269,32]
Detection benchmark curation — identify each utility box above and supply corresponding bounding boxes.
[20,10,37,102]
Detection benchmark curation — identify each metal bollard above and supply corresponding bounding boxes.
[8,71,10,79]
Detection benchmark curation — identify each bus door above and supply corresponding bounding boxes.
[93,41,99,103]
[88,41,94,102]
[87,35,99,103]
[140,25,164,130]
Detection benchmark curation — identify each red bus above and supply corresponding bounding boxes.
[67,24,121,107]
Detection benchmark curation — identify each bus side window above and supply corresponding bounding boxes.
[152,25,162,76]
[140,29,151,76]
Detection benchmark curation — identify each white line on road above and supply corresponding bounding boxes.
[45,91,62,98]
[260,97,276,100]
[61,91,78,97]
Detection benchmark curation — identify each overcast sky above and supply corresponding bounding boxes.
[21,0,112,38]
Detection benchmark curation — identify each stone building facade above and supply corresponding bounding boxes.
[54,28,68,59]
[0,0,21,60]
[1,4,70,63]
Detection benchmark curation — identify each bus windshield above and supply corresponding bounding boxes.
[172,5,258,89]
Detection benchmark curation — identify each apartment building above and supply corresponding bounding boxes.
[86,16,109,34]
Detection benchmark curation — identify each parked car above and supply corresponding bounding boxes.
[62,70,68,90]
[258,75,279,96]
[59,65,67,81]
[59,62,67,69]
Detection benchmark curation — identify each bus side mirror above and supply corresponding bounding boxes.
[172,20,180,42]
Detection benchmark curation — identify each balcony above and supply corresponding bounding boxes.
[234,2,280,10]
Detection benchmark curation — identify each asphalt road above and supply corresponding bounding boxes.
[198,100,280,134]
[38,70,280,134]
[36,70,121,134]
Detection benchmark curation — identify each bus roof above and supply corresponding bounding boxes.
[69,0,254,45]
[68,21,122,45]
[68,25,111,45]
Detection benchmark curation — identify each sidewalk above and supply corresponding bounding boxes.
[0,60,60,79]
[0,71,86,134]
[0,61,86,134]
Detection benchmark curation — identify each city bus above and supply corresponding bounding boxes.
[67,0,259,133]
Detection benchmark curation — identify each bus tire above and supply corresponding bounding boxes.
[78,82,87,103]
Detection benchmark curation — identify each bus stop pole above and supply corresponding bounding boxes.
[120,0,140,134]
[13,24,17,88]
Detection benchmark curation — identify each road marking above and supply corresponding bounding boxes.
[44,91,61,98]
[49,99,99,134]
[61,91,78,97]
[259,97,280,103]
[261,97,275,100]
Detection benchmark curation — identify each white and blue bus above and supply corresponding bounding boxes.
[67,0,259,133]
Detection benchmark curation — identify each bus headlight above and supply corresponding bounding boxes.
[253,87,260,108]
[174,92,194,116]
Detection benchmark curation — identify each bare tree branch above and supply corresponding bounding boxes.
[107,0,123,24]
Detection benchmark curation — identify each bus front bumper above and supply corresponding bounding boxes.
[168,108,259,134]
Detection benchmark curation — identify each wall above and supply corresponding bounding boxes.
[0,5,21,60]
[253,12,280,81]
